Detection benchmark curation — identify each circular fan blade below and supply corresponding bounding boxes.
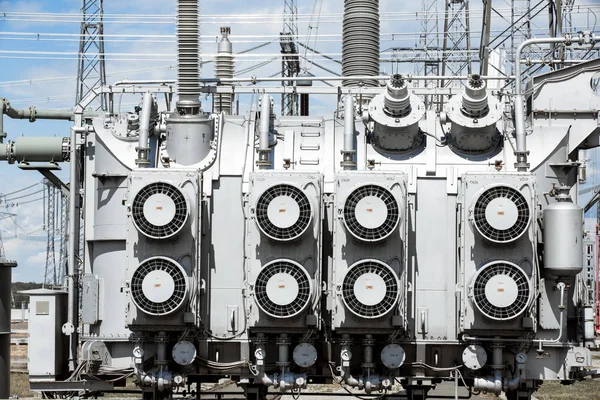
[132,182,189,239]
[130,257,189,316]
[471,261,531,321]
[341,260,399,319]
[256,184,312,242]
[473,185,530,243]
[255,259,312,318]
[343,185,400,242]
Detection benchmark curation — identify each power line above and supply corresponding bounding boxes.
[0,183,40,197]
[2,188,46,203]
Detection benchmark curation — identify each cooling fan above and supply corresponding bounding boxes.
[472,185,530,243]
[343,185,400,242]
[131,182,189,239]
[130,256,189,316]
[342,260,400,319]
[255,184,312,241]
[254,259,312,318]
[471,261,531,321]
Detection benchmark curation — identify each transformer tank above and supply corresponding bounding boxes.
[1,1,600,399]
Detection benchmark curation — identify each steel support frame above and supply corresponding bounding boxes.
[281,0,300,116]
[76,0,107,111]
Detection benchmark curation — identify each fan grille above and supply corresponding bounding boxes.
[472,261,531,321]
[254,260,312,318]
[473,185,530,243]
[130,257,188,316]
[343,185,400,242]
[255,184,312,241]
[132,182,188,239]
[342,260,399,319]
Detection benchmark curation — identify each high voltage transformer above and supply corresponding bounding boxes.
[1,0,600,399]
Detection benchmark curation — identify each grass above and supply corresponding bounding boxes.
[534,379,600,400]
[9,373,600,399]
[10,373,34,398]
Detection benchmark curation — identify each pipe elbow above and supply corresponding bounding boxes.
[474,370,502,395]
[261,373,273,386]
[345,374,359,387]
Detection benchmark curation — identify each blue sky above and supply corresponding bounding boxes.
[0,0,598,282]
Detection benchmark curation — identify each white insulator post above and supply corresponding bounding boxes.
[177,0,201,113]
[461,75,489,118]
[442,74,502,154]
[342,0,380,92]
[215,27,234,114]
[368,74,425,152]
[384,74,412,117]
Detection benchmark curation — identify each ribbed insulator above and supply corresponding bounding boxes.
[215,34,234,114]
[177,0,201,105]
[461,75,489,118]
[342,0,380,88]
[384,74,411,117]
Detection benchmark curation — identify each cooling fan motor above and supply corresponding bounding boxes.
[130,256,189,316]
[254,259,312,318]
[131,182,189,239]
[472,185,530,243]
[255,184,312,241]
[342,260,400,319]
[470,261,531,321]
[343,185,400,242]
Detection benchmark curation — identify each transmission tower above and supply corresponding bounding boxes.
[415,0,441,110]
[59,193,68,286]
[280,0,300,116]
[43,182,57,287]
[76,0,107,111]
[442,0,472,86]
[510,0,532,77]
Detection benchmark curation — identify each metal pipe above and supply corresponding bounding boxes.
[155,332,168,365]
[464,282,567,345]
[113,75,515,87]
[520,59,586,65]
[257,94,272,169]
[342,95,356,170]
[136,92,154,168]
[67,123,80,371]
[2,98,76,122]
[277,334,290,366]
[0,136,70,164]
[514,34,600,171]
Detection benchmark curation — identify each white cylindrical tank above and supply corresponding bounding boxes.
[544,198,583,276]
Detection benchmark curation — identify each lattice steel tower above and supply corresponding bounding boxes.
[76,0,107,110]
[280,0,300,116]
[416,0,441,110]
[44,183,57,287]
[442,0,472,85]
[510,0,532,77]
